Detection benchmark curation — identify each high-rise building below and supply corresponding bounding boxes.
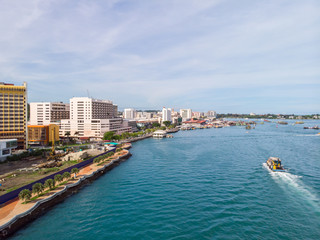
[180,109,192,121]
[60,97,130,137]
[0,82,27,149]
[162,107,172,122]
[29,102,70,125]
[123,108,136,119]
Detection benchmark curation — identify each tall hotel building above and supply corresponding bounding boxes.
[0,82,27,149]
[162,107,172,122]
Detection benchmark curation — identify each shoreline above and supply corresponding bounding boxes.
[0,149,132,240]
[0,129,179,239]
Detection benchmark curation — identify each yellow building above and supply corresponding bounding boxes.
[0,82,27,149]
[28,124,59,146]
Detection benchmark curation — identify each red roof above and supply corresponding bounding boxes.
[80,137,89,140]
[183,120,206,124]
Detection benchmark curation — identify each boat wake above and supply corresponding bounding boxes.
[294,134,320,137]
[262,163,320,212]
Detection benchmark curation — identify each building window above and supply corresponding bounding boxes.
[2,149,10,155]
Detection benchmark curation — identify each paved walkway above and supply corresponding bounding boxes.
[0,150,128,227]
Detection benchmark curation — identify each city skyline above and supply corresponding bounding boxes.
[0,0,319,114]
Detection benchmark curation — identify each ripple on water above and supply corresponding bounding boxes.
[11,122,320,240]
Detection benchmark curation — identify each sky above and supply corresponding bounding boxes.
[0,0,319,114]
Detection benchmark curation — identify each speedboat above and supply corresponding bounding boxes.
[266,157,286,172]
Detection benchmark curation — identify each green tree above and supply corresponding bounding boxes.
[44,179,55,190]
[71,168,80,177]
[62,171,71,180]
[160,126,166,130]
[32,183,44,196]
[54,174,63,183]
[19,189,32,202]
[163,121,171,127]
[65,131,71,142]
[103,131,115,141]
[152,122,161,128]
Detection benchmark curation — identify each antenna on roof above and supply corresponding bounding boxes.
[87,89,90,98]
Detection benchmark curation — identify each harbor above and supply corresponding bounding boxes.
[3,119,320,239]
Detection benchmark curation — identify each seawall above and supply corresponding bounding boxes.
[0,151,132,240]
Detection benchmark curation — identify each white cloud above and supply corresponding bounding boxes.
[0,0,319,112]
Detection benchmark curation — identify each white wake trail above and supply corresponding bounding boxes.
[262,163,320,211]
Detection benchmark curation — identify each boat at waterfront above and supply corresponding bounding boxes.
[303,125,319,130]
[266,157,286,172]
[278,121,288,125]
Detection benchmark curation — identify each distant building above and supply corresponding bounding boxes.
[28,124,59,146]
[123,108,136,119]
[206,111,217,118]
[153,130,167,138]
[192,112,204,119]
[0,139,17,162]
[180,109,192,121]
[29,102,70,125]
[183,119,206,128]
[60,97,131,137]
[162,107,172,122]
[0,82,27,149]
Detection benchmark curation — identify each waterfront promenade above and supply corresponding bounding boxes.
[0,148,131,239]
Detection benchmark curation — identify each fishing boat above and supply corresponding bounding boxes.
[266,157,286,172]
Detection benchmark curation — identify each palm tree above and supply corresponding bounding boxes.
[19,189,32,202]
[54,174,63,183]
[62,172,71,181]
[65,131,71,143]
[44,179,55,190]
[32,183,44,196]
[71,168,79,178]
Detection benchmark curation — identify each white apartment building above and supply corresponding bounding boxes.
[123,108,136,119]
[180,109,192,121]
[60,97,130,137]
[193,112,204,118]
[162,107,172,122]
[29,102,70,125]
[207,111,217,118]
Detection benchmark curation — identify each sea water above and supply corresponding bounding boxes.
[11,120,320,239]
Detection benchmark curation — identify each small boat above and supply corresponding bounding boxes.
[266,157,286,172]
[278,121,288,125]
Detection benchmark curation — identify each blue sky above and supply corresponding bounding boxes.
[0,0,319,114]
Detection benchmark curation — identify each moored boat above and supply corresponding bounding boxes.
[266,157,286,172]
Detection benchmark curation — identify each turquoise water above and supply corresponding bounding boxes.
[11,120,320,239]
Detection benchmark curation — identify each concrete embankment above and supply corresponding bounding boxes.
[0,151,131,240]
